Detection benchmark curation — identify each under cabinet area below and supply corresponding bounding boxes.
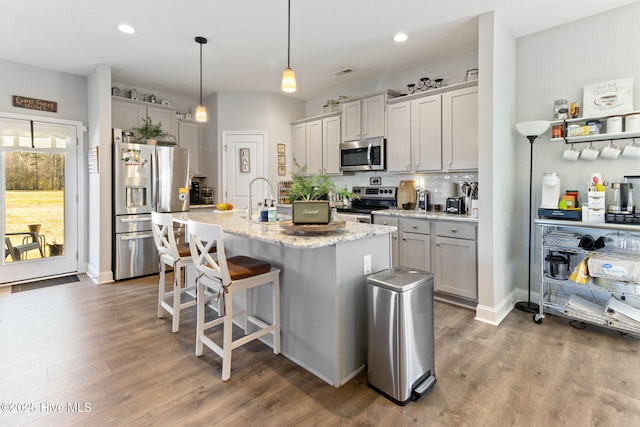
[535,219,640,335]
[373,214,478,305]
[291,113,341,175]
[386,82,478,174]
[433,221,477,301]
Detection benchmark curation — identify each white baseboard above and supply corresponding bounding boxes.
[475,286,542,325]
[86,263,113,284]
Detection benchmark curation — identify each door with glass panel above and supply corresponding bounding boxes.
[0,115,79,284]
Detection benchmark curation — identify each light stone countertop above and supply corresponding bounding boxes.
[374,208,479,223]
[172,209,396,250]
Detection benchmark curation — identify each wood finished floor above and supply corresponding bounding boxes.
[1,274,639,426]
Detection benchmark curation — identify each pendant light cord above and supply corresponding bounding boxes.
[287,0,291,68]
[199,40,203,105]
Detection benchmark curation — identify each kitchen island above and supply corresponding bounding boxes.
[172,209,395,387]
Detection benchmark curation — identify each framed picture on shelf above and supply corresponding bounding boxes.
[583,77,634,118]
[277,143,286,154]
[278,165,286,176]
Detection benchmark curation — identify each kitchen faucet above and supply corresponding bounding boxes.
[248,177,276,221]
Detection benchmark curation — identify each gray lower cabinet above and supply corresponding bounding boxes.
[373,215,399,268]
[433,221,477,300]
[400,218,431,272]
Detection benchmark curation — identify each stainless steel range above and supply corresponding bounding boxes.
[337,186,397,223]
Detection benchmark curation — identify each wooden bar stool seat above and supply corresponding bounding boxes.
[187,219,280,381]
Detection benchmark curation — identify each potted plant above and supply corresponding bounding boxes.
[289,159,358,224]
[289,159,358,202]
[133,116,166,145]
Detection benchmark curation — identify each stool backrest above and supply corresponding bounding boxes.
[187,220,231,287]
[151,211,180,261]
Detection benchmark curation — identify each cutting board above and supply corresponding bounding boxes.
[397,180,416,208]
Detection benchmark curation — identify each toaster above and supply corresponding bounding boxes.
[445,197,464,214]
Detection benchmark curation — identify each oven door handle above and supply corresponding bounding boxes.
[366,142,372,169]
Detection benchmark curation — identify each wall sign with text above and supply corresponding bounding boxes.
[12,95,58,113]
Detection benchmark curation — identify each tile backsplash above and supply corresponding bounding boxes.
[331,172,479,207]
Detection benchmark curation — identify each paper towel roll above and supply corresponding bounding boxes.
[442,182,457,198]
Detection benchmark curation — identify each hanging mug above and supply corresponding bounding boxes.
[601,141,621,159]
[562,145,580,161]
[622,140,640,159]
[580,144,600,160]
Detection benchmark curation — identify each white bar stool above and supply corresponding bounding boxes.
[187,219,280,381]
[151,211,196,333]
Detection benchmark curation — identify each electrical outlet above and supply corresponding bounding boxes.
[363,254,372,275]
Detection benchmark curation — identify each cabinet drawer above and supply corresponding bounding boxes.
[401,218,430,235]
[373,215,399,227]
[435,221,476,240]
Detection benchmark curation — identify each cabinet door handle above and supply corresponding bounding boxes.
[451,228,457,232]
[406,164,410,170]
[392,236,398,240]
[436,243,441,247]
[383,222,388,225]
[402,238,407,241]
[412,225,418,229]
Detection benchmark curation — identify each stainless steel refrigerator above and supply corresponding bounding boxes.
[112,142,190,280]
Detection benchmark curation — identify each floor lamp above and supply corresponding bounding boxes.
[515,120,550,313]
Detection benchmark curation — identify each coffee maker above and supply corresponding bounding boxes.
[540,172,561,208]
[190,181,201,204]
[608,182,634,214]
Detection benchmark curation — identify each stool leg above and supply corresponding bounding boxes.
[171,266,181,333]
[195,280,205,356]
[272,277,281,354]
[158,262,166,319]
[221,292,233,381]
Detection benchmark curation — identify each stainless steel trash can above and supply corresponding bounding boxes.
[367,266,436,405]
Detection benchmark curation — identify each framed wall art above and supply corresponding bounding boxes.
[278,165,286,176]
[239,148,250,173]
[278,154,286,165]
[277,143,286,154]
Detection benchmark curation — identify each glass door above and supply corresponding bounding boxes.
[1,116,79,284]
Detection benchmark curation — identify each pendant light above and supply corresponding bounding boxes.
[281,0,296,93]
[195,36,208,122]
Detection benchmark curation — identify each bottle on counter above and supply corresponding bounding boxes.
[268,201,278,222]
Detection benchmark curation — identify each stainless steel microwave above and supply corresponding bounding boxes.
[340,137,385,172]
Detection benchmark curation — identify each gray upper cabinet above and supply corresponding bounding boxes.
[112,97,178,138]
[291,113,341,175]
[442,85,478,171]
[412,94,442,172]
[386,82,478,174]
[178,121,206,177]
[386,100,411,173]
[341,91,399,142]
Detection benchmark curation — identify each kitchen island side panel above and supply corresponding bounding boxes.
[224,232,390,387]
[335,233,391,385]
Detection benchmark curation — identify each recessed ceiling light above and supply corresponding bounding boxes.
[393,33,408,43]
[118,24,136,34]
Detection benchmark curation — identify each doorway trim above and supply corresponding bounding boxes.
[0,111,86,286]
[221,130,269,207]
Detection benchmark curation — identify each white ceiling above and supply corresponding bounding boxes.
[1,0,637,101]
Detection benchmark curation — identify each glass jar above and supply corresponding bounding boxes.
[553,99,569,120]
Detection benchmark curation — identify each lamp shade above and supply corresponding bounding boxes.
[516,120,551,137]
[195,105,207,122]
[282,67,297,93]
